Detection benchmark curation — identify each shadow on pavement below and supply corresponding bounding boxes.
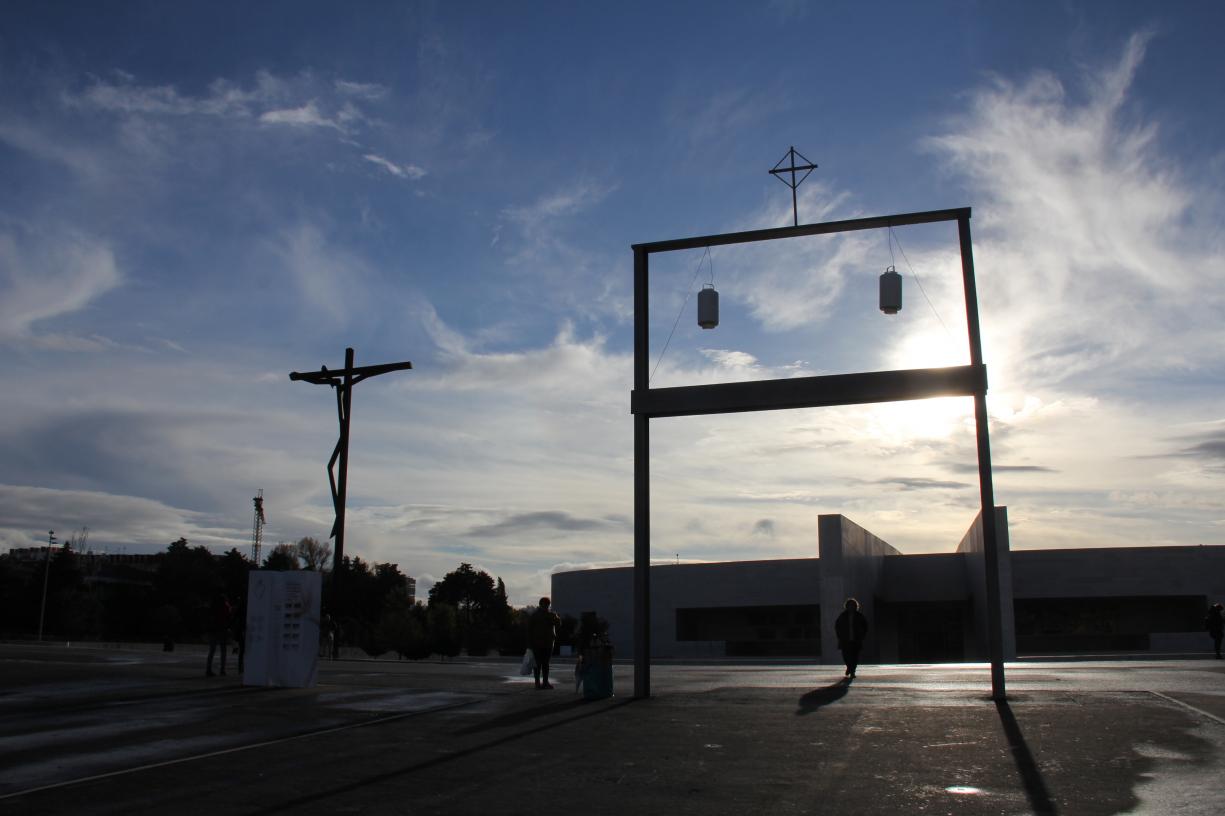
[456,697,589,735]
[796,678,850,715]
[996,700,1058,815]
[255,697,635,815]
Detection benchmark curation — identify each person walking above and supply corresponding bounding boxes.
[528,596,561,690]
[205,590,233,677]
[1206,603,1224,659]
[834,598,869,679]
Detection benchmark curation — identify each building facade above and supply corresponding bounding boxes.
[552,509,1225,662]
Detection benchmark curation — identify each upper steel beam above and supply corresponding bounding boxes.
[633,365,985,419]
[632,208,969,255]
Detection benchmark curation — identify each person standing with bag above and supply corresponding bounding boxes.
[528,596,561,689]
[1206,603,1224,659]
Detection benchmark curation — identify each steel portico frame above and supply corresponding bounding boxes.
[631,207,1007,700]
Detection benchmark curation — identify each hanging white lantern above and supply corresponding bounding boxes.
[697,284,719,329]
[879,266,902,315]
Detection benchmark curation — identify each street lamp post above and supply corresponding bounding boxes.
[38,529,56,641]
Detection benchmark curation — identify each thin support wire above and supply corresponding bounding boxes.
[650,246,710,384]
[889,227,954,341]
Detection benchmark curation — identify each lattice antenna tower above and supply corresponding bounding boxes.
[252,490,266,564]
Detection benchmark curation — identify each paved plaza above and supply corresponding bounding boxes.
[2,643,1225,814]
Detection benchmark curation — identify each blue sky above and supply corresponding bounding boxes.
[2,1,1223,605]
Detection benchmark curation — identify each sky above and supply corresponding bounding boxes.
[2,1,1224,606]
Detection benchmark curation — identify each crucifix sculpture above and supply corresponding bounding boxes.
[290,347,412,655]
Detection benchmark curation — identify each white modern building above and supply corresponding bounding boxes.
[552,509,1225,663]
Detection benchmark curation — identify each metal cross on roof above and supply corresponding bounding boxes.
[769,145,818,226]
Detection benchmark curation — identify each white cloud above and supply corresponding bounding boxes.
[267,223,372,326]
[500,181,616,234]
[0,228,122,345]
[710,183,875,334]
[699,349,760,370]
[67,72,280,118]
[363,153,427,180]
[927,32,1224,386]
[0,484,217,554]
[259,101,343,131]
[415,307,624,401]
[668,84,787,151]
[492,181,626,325]
[0,121,110,182]
[920,33,1225,552]
[61,70,385,158]
[335,80,389,100]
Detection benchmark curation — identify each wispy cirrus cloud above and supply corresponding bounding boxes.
[927,31,1224,386]
[499,181,617,239]
[334,80,389,100]
[0,227,121,347]
[58,69,400,180]
[363,153,427,180]
[266,222,373,327]
[259,101,344,130]
[705,182,875,334]
[67,70,288,118]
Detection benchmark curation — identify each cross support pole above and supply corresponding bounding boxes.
[768,145,818,227]
[290,347,411,659]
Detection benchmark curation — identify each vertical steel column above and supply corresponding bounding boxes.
[633,247,651,698]
[957,215,1006,700]
[332,347,354,660]
[38,530,55,641]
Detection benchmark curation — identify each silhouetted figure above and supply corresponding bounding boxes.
[574,611,614,699]
[320,612,335,659]
[205,591,233,677]
[1206,603,1224,659]
[528,596,561,690]
[233,591,247,674]
[834,597,868,679]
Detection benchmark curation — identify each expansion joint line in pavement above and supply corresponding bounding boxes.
[1147,691,1225,727]
[0,697,484,802]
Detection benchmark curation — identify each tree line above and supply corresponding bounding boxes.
[0,539,575,658]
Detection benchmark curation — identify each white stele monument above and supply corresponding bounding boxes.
[243,570,322,688]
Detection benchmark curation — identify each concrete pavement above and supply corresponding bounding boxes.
[2,643,1224,814]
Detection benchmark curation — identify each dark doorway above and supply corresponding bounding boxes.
[894,601,966,662]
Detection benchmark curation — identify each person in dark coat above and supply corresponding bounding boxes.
[1206,603,1224,659]
[834,598,869,679]
[205,590,233,677]
[528,596,561,689]
[233,590,247,674]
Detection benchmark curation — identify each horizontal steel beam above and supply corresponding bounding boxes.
[631,207,970,255]
[632,364,986,418]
